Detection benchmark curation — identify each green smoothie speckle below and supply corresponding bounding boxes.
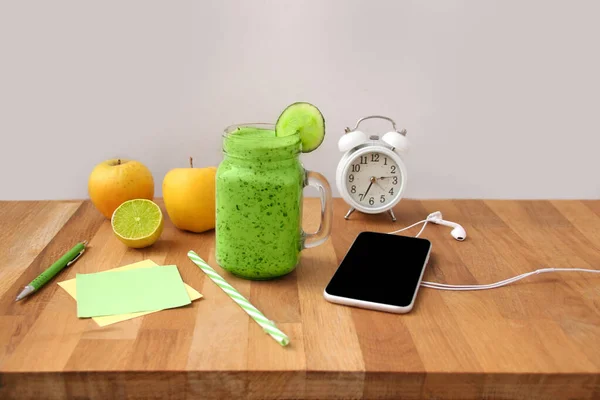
[216,126,304,280]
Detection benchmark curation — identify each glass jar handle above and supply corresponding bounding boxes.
[303,171,333,249]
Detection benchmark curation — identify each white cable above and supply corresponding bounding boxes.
[421,268,600,291]
[387,214,600,291]
[387,219,427,235]
[414,221,429,238]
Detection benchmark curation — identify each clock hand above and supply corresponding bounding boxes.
[377,176,395,180]
[362,182,373,198]
[362,177,376,198]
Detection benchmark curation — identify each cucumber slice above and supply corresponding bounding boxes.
[275,102,325,153]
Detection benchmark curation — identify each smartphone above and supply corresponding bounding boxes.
[324,232,432,314]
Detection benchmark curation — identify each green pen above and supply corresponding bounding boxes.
[15,240,88,301]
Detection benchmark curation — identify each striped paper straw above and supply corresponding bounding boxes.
[187,251,290,347]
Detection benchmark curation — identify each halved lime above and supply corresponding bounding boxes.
[111,199,164,248]
[275,102,325,153]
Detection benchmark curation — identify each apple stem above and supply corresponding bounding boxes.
[189,157,193,168]
[117,159,121,165]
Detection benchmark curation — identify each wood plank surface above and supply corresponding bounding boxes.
[0,199,599,399]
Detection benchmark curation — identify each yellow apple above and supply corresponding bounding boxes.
[163,158,216,233]
[88,159,154,219]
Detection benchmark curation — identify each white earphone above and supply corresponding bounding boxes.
[387,211,467,241]
[425,211,467,241]
[386,211,600,291]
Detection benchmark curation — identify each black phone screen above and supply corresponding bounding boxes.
[325,232,432,307]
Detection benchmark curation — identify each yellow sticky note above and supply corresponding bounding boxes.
[58,260,202,326]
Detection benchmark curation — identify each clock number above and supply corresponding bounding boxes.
[389,188,394,195]
[360,156,368,165]
[390,165,396,174]
[351,164,360,172]
[358,194,365,201]
[380,195,385,203]
[350,185,356,193]
[369,197,375,205]
[348,174,354,183]
[371,153,379,162]
[384,157,388,166]
[392,176,398,185]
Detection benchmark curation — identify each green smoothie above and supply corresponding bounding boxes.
[216,125,305,279]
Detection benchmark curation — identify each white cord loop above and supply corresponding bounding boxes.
[387,213,600,291]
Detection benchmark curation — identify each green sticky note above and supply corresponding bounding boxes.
[76,265,191,318]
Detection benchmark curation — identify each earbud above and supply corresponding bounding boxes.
[426,211,467,241]
[338,130,368,152]
[434,220,467,241]
[381,130,410,156]
[426,211,443,221]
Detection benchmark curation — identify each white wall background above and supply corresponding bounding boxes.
[1,0,599,200]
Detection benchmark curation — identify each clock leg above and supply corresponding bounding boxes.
[388,209,397,222]
[344,207,356,220]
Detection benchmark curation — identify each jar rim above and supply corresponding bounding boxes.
[223,123,276,138]
[222,123,301,159]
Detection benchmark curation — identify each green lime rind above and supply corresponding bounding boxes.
[275,102,325,153]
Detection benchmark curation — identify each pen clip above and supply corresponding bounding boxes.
[66,249,85,267]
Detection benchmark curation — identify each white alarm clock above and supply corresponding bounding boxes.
[335,115,409,221]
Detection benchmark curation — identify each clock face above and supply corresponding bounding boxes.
[344,151,403,209]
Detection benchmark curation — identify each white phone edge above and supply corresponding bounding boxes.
[323,243,432,314]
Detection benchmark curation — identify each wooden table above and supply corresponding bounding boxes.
[0,199,599,399]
